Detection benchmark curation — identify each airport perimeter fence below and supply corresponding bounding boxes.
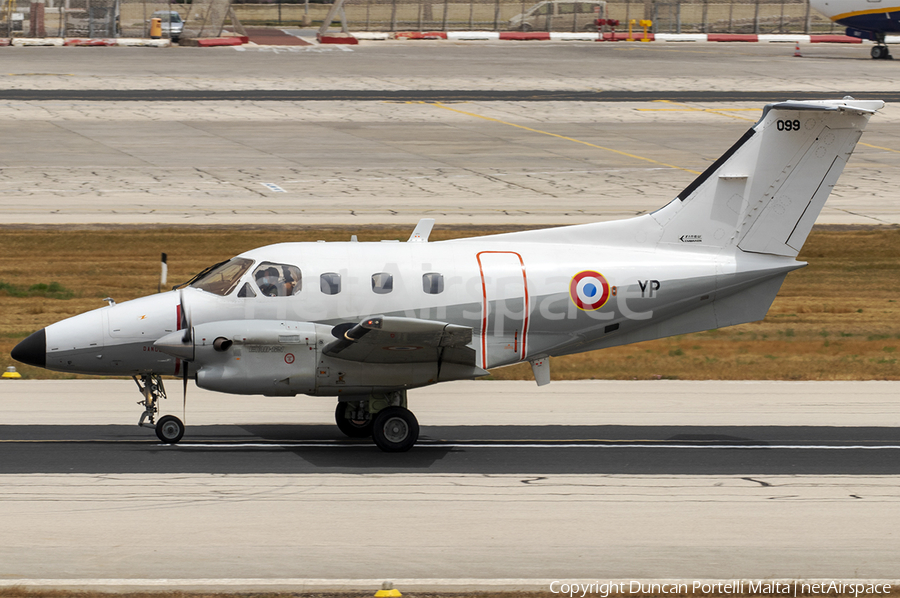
[0,0,842,38]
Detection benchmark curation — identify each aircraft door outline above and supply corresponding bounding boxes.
[476,251,530,370]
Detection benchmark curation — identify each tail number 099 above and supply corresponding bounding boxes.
[776,119,801,131]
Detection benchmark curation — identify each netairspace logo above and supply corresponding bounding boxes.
[548,581,893,598]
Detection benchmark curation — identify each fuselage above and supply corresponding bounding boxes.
[21,229,798,396]
[810,0,900,33]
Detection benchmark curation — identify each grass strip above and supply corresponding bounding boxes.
[1,225,898,381]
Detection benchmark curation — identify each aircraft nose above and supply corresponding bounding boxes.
[11,329,46,369]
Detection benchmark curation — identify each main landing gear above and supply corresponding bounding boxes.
[133,373,185,444]
[871,34,892,59]
[335,390,420,452]
[872,45,892,59]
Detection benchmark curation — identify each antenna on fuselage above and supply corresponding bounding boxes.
[408,218,435,243]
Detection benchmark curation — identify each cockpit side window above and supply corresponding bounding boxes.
[237,282,257,298]
[253,262,301,297]
[190,257,253,296]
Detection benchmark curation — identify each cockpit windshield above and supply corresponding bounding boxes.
[189,257,253,296]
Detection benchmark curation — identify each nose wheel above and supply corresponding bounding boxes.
[156,415,185,443]
[134,374,186,444]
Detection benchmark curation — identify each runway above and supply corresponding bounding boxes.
[1,380,899,585]
[4,423,900,475]
[4,379,900,476]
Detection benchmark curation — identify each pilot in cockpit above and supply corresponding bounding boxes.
[253,262,301,297]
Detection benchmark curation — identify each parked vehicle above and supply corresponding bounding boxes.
[508,0,606,31]
[148,10,184,41]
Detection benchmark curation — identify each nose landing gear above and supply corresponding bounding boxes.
[133,373,185,444]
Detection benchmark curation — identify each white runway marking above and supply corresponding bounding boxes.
[166,442,900,450]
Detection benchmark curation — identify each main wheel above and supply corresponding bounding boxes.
[872,45,887,59]
[335,401,373,438]
[372,406,419,453]
[156,415,185,444]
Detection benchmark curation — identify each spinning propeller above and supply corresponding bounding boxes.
[179,288,192,422]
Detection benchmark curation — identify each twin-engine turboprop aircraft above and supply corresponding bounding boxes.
[12,98,882,452]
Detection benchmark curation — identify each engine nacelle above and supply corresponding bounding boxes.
[191,320,318,396]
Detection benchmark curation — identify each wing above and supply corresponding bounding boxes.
[323,315,474,365]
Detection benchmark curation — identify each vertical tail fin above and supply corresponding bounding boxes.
[652,98,882,256]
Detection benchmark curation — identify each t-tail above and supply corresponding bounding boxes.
[503,97,884,354]
[650,97,883,256]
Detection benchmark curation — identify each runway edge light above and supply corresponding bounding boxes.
[2,366,22,379]
[375,581,402,598]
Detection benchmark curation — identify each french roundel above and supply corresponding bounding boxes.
[569,270,611,311]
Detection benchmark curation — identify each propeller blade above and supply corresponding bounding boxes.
[182,360,188,424]
[179,289,192,344]
[159,252,168,294]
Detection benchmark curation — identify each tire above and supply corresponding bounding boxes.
[156,415,185,444]
[372,406,419,453]
[335,402,373,438]
[872,45,886,59]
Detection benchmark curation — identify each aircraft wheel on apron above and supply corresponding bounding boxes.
[156,415,185,444]
[373,406,419,452]
[335,401,374,438]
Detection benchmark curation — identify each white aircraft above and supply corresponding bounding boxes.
[810,0,900,58]
[11,98,882,452]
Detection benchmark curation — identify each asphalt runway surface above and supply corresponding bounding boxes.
[2,381,900,584]
[4,423,900,475]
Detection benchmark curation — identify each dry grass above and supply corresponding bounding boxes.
[1,225,899,381]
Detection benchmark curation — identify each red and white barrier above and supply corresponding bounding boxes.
[0,31,879,47]
[388,31,871,43]
[65,38,117,46]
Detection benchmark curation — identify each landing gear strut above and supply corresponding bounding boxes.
[134,373,166,427]
[133,373,185,444]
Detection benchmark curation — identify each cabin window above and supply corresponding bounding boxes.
[253,262,301,297]
[422,272,444,294]
[372,273,393,294]
[320,272,341,295]
[190,257,253,296]
[237,282,257,298]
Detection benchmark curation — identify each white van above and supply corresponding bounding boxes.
[508,0,607,32]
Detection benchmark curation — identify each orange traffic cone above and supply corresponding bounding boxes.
[794,42,802,57]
